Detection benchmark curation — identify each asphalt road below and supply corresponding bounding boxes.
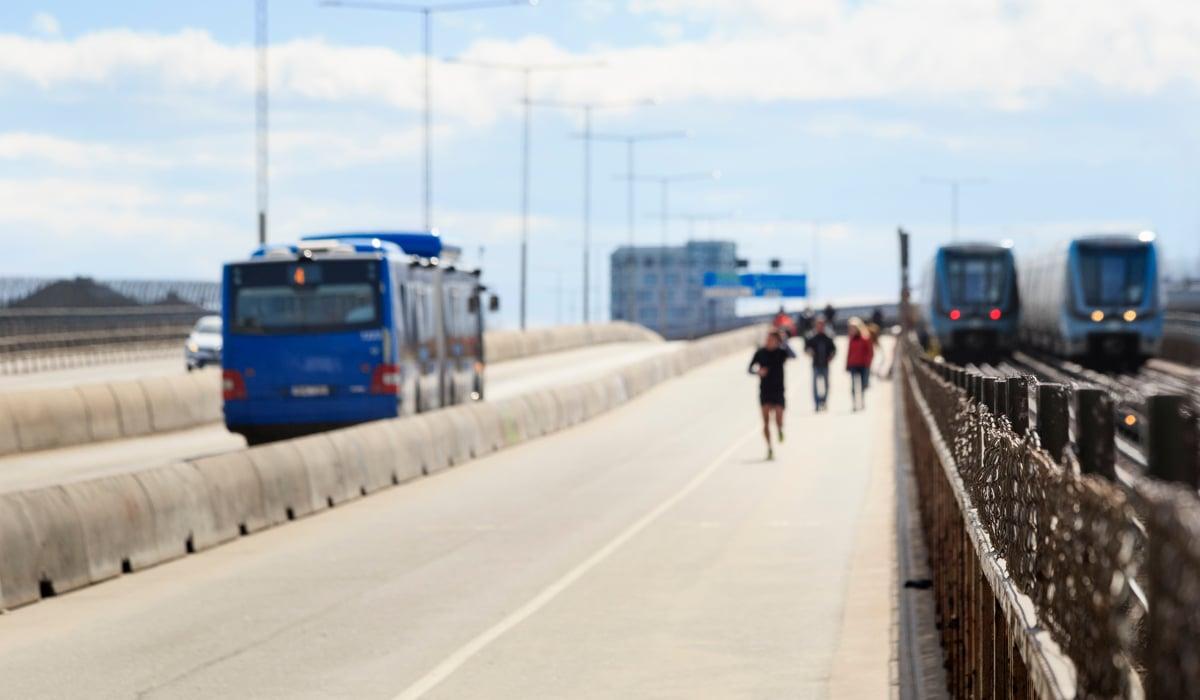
[0,341,896,698]
[0,352,200,390]
[0,341,677,493]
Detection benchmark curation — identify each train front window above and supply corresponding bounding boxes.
[230,260,381,335]
[945,254,1006,306]
[1079,246,1147,307]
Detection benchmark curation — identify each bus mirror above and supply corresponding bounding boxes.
[489,296,500,312]
[468,296,480,313]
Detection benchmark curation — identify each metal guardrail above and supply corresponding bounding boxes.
[0,327,190,375]
[902,336,1200,698]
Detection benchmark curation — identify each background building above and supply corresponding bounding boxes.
[610,240,739,339]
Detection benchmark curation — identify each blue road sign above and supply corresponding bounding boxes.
[701,271,750,298]
[738,273,807,298]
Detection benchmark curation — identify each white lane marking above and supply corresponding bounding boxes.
[392,426,761,700]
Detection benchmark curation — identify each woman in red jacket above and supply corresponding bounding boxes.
[846,317,874,411]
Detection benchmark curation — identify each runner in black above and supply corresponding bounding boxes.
[748,330,795,460]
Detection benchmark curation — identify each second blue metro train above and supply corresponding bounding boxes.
[1017,232,1162,366]
[221,232,491,444]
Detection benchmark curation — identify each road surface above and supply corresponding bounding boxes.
[0,341,896,698]
[0,341,676,492]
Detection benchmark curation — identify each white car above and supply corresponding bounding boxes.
[185,315,223,371]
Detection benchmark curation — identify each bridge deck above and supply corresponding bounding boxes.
[0,340,897,699]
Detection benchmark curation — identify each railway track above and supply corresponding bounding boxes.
[970,350,1198,477]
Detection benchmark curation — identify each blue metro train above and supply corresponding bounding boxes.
[1017,232,1162,366]
[917,242,1020,361]
[221,231,491,444]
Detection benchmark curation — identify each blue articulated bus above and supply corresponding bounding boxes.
[221,232,490,444]
[917,242,1020,361]
[1017,232,1162,366]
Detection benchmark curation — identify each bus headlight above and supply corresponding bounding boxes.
[187,341,200,353]
[1090,310,1105,322]
[1123,310,1137,322]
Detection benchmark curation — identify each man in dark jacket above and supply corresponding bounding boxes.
[804,317,836,412]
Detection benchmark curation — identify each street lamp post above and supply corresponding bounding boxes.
[621,171,720,335]
[445,58,601,330]
[531,99,656,324]
[590,131,686,323]
[321,0,536,231]
[922,176,987,241]
[256,0,269,245]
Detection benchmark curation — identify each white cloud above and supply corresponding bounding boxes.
[0,132,169,168]
[1,1,1199,119]
[0,177,227,240]
[29,12,60,38]
[801,114,979,151]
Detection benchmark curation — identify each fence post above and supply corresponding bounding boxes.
[994,379,1008,418]
[1075,388,1116,480]
[982,377,997,413]
[1037,383,1070,464]
[1145,394,1200,487]
[1006,376,1030,435]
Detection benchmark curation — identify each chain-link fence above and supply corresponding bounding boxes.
[0,276,219,375]
[902,333,1200,698]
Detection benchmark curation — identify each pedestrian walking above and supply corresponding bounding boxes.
[748,329,795,460]
[804,316,836,412]
[846,317,874,411]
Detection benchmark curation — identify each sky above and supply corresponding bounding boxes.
[2,0,1199,328]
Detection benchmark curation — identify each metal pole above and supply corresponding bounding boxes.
[582,106,592,324]
[256,0,269,245]
[1076,388,1116,480]
[422,9,432,231]
[519,71,530,330]
[1006,376,1030,434]
[658,179,668,334]
[1037,384,1070,464]
[951,181,959,242]
[626,139,635,245]
[1145,394,1200,487]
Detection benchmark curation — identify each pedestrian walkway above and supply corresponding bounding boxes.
[0,338,898,699]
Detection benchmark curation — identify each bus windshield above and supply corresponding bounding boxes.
[1079,245,1148,307]
[944,253,1007,306]
[230,259,381,335]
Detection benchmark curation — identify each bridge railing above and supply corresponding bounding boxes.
[901,337,1200,698]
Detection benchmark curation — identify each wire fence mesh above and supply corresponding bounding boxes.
[0,276,219,375]
[901,333,1200,698]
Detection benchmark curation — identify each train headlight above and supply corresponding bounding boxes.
[1090,310,1105,322]
[949,309,961,321]
[1123,310,1137,322]
[988,308,1002,321]
[1124,414,1138,427]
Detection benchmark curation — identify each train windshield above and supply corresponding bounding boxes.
[229,259,380,335]
[1079,246,1148,306]
[944,253,1008,306]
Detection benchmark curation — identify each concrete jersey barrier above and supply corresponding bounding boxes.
[0,322,663,460]
[0,325,762,611]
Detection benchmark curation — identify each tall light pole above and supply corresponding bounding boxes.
[922,176,987,242]
[445,58,602,330]
[536,98,657,323]
[591,131,687,323]
[622,171,720,334]
[321,0,536,231]
[590,131,688,246]
[256,0,269,245]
